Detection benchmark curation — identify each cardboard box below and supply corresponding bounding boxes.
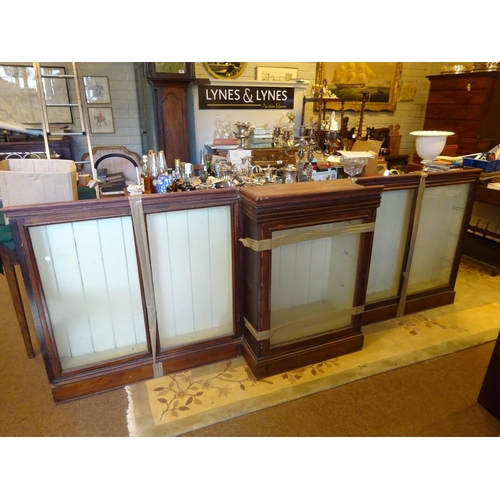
[0,158,78,209]
[351,140,383,176]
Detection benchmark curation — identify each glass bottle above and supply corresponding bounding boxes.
[149,150,159,193]
[173,158,182,184]
[180,163,196,191]
[199,149,208,183]
[141,154,152,194]
[158,150,168,175]
[167,169,177,192]
[206,159,214,178]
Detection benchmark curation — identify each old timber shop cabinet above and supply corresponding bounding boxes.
[4,169,481,401]
[238,181,383,378]
[5,190,240,402]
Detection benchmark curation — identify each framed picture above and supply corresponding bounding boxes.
[0,64,72,124]
[315,62,403,112]
[83,76,111,104]
[256,66,298,82]
[146,62,195,81]
[88,107,114,134]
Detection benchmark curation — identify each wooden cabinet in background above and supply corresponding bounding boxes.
[150,81,192,168]
[135,63,198,167]
[250,146,298,167]
[423,72,500,156]
[0,137,74,160]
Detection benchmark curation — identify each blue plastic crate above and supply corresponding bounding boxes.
[462,154,500,172]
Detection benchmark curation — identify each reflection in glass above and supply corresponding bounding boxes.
[366,189,413,302]
[270,220,362,346]
[29,217,148,370]
[408,184,469,293]
[147,206,234,349]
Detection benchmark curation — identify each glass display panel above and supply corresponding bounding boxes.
[147,206,234,349]
[408,183,469,293]
[29,217,148,370]
[270,219,362,346]
[366,189,413,302]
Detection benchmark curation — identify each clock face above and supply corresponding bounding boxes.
[147,63,194,81]
[155,62,186,75]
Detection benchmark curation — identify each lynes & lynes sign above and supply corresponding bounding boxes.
[198,85,295,110]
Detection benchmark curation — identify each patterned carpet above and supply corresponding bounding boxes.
[126,259,500,437]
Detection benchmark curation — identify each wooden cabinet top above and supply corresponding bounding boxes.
[427,71,500,81]
[239,179,383,218]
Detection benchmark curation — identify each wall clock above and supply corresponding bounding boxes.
[146,62,195,81]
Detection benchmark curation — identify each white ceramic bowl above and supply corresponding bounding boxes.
[410,131,455,161]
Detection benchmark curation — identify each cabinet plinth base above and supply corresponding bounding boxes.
[51,338,241,403]
[362,289,456,325]
[241,332,364,379]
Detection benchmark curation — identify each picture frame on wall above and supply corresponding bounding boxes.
[256,66,298,82]
[88,107,114,134]
[83,76,111,104]
[316,62,403,112]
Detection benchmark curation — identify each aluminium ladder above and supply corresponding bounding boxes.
[33,62,98,196]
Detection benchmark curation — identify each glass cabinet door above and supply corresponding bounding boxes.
[366,188,413,303]
[147,205,234,349]
[29,216,148,370]
[408,183,469,293]
[270,219,362,346]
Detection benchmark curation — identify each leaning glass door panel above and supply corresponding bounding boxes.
[29,217,148,370]
[147,206,233,349]
[270,220,362,346]
[408,183,469,293]
[366,188,413,303]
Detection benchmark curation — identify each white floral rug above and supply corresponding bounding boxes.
[126,259,500,437]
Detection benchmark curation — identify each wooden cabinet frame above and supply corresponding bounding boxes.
[5,190,240,402]
[238,181,383,377]
[357,168,481,324]
[3,168,481,401]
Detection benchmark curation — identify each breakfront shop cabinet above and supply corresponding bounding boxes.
[357,168,481,324]
[3,170,481,401]
[239,181,383,378]
[423,72,500,156]
[5,190,241,402]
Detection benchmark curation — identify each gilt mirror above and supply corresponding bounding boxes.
[204,63,247,80]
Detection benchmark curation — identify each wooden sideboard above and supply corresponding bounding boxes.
[0,137,74,160]
[464,183,500,275]
[250,146,297,166]
[424,71,500,155]
[207,146,298,167]
[3,169,482,402]
[239,180,383,378]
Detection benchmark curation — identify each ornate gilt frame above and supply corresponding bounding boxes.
[316,62,403,112]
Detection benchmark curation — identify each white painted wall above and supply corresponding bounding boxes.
[190,78,310,159]
[0,61,458,162]
[193,62,449,158]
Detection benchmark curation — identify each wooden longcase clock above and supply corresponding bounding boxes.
[145,62,196,166]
